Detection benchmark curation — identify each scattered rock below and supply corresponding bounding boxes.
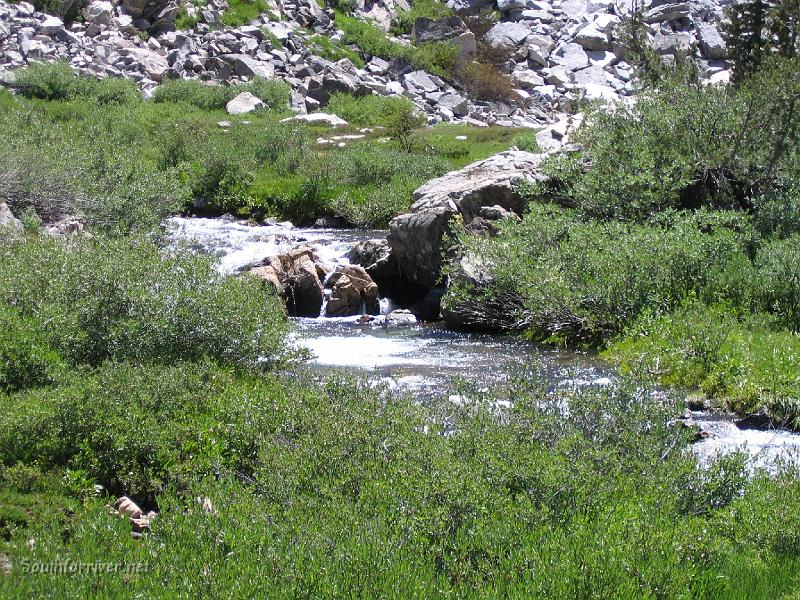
[112,496,143,519]
[695,21,727,60]
[281,113,349,127]
[384,309,417,326]
[0,203,22,232]
[226,91,265,115]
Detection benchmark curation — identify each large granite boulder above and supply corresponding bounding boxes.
[388,151,547,288]
[248,246,325,317]
[226,91,264,115]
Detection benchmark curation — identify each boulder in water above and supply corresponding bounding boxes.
[248,246,324,317]
[325,265,380,317]
[384,309,417,326]
[388,150,547,289]
[345,238,404,295]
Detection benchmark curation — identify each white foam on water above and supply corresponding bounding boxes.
[692,412,800,471]
[299,335,435,368]
[165,216,364,274]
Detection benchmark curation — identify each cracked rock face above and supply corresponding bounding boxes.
[388,150,549,288]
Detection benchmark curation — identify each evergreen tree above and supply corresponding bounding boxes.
[725,0,800,81]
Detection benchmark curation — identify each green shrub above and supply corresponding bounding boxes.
[532,58,800,222]
[326,93,416,127]
[14,63,141,105]
[0,306,63,393]
[308,34,365,67]
[88,76,142,105]
[153,78,290,111]
[753,234,800,331]
[443,207,755,344]
[606,302,800,425]
[152,79,231,110]
[222,0,270,26]
[246,77,291,110]
[13,62,78,101]
[335,12,458,78]
[390,0,454,35]
[3,368,800,597]
[174,3,200,30]
[0,235,290,370]
[457,60,519,103]
[511,130,540,152]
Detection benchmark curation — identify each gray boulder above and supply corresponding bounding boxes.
[412,16,476,65]
[696,22,727,59]
[84,0,114,26]
[645,2,690,23]
[485,21,531,48]
[0,203,22,232]
[346,238,402,293]
[438,92,469,117]
[226,91,265,115]
[551,43,590,70]
[388,150,547,288]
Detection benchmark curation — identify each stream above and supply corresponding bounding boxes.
[167,216,800,471]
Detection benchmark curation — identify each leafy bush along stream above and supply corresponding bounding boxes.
[1,232,800,597]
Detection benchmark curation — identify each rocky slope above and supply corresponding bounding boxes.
[0,0,732,126]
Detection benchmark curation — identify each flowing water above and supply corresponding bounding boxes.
[167,216,800,470]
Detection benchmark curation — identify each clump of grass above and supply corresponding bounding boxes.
[390,0,454,35]
[606,302,800,427]
[14,62,141,105]
[308,34,364,67]
[152,78,289,111]
[222,0,270,26]
[325,93,416,127]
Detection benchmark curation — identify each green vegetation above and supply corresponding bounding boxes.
[724,0,800,81]
[14,62,142,105]
[1,271,800,596]
[307,34,364,67]
[325,92,416,127]
[174,3,200,31]
[221,0,271,26]
[442,52,800,423]
[2,35,800,599]
[606,303,800,426]
[335,12,460,77]
[391,0,454,35]
[152,77,290,111]
[1,64,526,228]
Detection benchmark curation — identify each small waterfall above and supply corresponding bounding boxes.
[379,297,398,315]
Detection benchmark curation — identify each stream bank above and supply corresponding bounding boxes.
[167,216,800,470]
